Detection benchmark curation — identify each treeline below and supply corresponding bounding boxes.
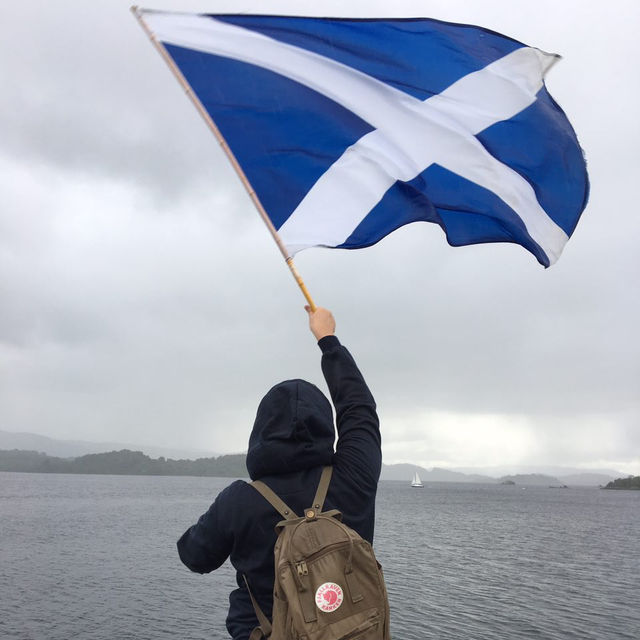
[0,449,248,477]
[603,475,640,490]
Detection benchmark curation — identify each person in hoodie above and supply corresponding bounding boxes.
[177,306,381,640]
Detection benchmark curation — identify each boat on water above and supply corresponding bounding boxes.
[411,472,424,488]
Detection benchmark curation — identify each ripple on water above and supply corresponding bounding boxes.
[1,474,638,639]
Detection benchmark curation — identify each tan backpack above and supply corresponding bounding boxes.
[245,466,391,640]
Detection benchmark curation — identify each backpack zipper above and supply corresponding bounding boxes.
[291,539,354,571]
[285,540,360,591]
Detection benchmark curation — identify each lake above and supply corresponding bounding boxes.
[1,472,638,639]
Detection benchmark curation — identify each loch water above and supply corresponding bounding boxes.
[1,472,638,639]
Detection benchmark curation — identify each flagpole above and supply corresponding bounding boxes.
[131,6,317,311]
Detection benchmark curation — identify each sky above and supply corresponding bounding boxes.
[1,0,638,475]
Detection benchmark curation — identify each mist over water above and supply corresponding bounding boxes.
[1,473,638,639]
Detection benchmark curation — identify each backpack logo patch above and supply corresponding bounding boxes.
[315,582,344,612]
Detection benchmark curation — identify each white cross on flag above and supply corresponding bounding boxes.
[137,10,589,268]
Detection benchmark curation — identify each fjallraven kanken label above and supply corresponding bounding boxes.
[245,466,391,639]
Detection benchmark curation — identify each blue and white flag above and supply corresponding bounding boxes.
[140,11,589,267]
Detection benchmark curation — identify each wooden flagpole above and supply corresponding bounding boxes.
[131,6,317,311]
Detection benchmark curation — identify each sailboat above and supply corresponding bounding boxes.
[411,471,424,488]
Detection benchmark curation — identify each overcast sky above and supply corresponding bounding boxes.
[1,0,638,474]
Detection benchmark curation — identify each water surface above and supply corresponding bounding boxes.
[1,473,638,639]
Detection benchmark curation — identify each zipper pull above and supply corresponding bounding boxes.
[296,561,308,577]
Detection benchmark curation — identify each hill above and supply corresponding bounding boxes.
[2,450,493,482]
[0,430,628,484]
[380,463,493,483]
[603,476,640,490]
[0,449,247,477]
[497,473,561,486]
[0,429,218,461]
[452,464,624,480]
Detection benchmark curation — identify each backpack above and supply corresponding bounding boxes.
[244,466,391,640]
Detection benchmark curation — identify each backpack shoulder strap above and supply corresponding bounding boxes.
[312,466,333,511]
[243,575,272,640]
[250,480,298,520]
[250,466,333,519]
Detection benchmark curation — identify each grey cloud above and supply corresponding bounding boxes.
[0,0,638,471]
[0,1,230,203]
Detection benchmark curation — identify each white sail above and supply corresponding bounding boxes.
[411,472,423,487]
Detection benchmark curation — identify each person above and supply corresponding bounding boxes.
[177,306,382,640]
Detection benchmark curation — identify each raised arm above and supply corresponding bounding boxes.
[305,306,382,489]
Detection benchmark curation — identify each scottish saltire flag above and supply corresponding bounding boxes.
[140,10,589,267]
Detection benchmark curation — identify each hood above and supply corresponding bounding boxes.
[246,379,334,480]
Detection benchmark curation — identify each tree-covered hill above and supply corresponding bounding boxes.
[0,449,248,477]
[603,475,640,490]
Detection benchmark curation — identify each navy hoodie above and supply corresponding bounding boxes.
[177,335,381,639]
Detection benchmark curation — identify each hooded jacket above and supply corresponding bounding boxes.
[177,335,381,640]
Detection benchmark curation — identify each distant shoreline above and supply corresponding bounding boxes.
[1,448,633,487]
[0,448,248,478]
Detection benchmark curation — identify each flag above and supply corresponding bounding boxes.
[139,10,589,267]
